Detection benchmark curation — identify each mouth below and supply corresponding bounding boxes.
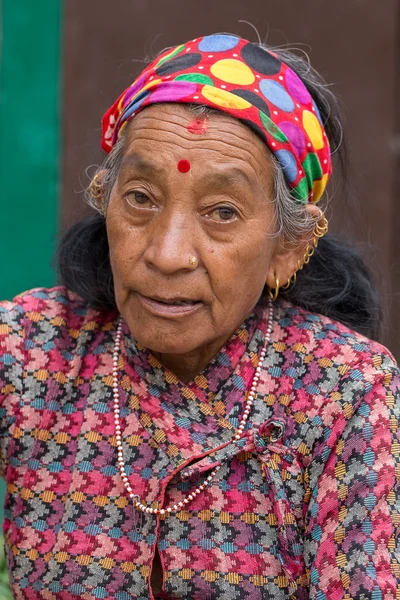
[136,293,203,317]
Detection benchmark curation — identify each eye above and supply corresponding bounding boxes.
[125,191,153,208]
[209,206,238,222]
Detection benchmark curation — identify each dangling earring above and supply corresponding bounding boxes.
[267,272,280,301]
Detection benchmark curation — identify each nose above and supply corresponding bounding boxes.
[143,211,198,275]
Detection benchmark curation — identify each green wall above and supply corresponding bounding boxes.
[0,0,62,522]
[0,1,62,300]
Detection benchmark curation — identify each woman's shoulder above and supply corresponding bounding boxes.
[269,300,399,472]
[0,285,117,350]
[2,284,90,314]
[274,298,397,374]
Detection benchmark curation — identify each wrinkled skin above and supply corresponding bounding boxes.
[106,104,317,382]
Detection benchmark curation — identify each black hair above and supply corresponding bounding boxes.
[55,42,381,340]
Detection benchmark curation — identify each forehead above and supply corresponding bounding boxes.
[121,104,274,184]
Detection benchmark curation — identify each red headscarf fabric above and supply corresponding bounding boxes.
[101,34,332,204]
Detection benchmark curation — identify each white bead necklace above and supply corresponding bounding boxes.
[112,298,273,516]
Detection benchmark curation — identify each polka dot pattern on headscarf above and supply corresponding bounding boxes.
[101,34,332,204]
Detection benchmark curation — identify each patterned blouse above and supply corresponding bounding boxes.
[0,285,399,600]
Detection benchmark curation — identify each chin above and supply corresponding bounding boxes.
[134,329,203,356]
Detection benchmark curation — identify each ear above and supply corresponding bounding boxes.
[265,204,322,289]
[89,169,109,214]
[90,169,108,194]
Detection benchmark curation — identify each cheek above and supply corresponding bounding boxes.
[207,230,272,305]
[106,213,141,284]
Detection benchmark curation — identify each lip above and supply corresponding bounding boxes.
[136,293,203,317]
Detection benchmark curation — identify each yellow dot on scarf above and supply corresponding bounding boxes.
[303,110,324,150]
[210,59,255,85]
[312,174,328,203]
[201,85,251,109]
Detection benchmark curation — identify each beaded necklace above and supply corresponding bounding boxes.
[112,298,273,516]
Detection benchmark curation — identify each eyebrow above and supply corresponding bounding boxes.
[200,168,255,191]
[119,152,256,190]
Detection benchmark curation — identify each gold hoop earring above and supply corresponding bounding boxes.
[314,215,329,238]
[282,270,297,290]
[267,273,280,301]
[303,245,316,265]
[281,213,329,292]
[302,214,328,265]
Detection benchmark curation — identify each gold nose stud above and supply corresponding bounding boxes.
[189,256,198,267]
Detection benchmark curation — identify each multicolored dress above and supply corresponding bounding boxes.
[0,286,399,599]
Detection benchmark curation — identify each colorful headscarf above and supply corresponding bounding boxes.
[101,34,332,204]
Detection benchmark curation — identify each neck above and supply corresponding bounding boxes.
[152,343,222,384]
[150,305,265,384]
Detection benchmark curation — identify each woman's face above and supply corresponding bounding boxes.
[106,104,301,357]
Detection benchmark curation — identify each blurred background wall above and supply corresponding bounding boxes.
[0,0,62,529]
[0,0,399,521]
[0,1,61,299]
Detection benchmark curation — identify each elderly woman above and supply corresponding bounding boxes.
[0,33,399,600]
